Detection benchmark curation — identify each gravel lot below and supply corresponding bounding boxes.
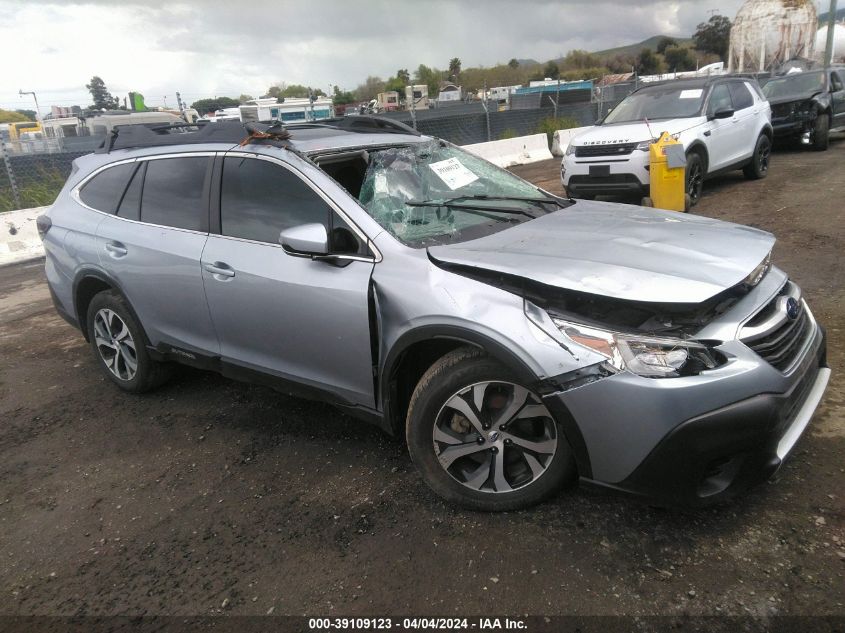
[1,139,843,619]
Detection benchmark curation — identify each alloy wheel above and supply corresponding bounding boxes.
[432,381,557,493]
[757,140,771,174]
[687,160,703,204]
[93,308,138,381]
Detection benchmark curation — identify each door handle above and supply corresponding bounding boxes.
[204,261,236,278]
[703,130,712,136]
[105,241,127,257]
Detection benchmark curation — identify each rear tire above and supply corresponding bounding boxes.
[743,134,771,180]
[406,347,577,511]
[86,290,172,393]
[812,113,830,151]
[641,196,654,207]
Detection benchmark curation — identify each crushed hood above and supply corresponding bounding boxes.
[428,202,775,304]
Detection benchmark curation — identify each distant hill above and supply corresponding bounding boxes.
[514,58,540,67]
[590,35,694,59]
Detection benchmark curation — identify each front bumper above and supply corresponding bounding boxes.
[561,152,650,197]
[543,314,829,507]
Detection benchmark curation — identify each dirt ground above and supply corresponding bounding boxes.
[1,138,843,619]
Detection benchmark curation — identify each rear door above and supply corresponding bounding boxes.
[200,152,377,407]
[831,71,845,129]
[95,154,219,356]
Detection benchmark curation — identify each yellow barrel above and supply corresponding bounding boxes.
[644,131,688,212]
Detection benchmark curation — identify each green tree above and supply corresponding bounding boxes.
[0,108,30,123]
[14,109,36,121]
[637,48,664,75]
[508,58,519,69]
[238,94,255,104]
[190,97,240,115]
[663,46,698,72]
[86,76,119,110]
[397,69,410,84]
[543,61,560,79]
[560,50,602,71]
[414,64,442,96]
[332,88,355,106]
[448,57,462,79]
[693,14,732,60]
[353,76,386,102]
[656,37,677,55]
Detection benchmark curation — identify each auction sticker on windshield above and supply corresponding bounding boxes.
[679,89,703,99]
[429,158,479,190]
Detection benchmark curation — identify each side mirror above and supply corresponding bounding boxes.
[709,107,735,121]
[279,223,329,256]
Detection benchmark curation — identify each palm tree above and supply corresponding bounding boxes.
[448,58,462,80]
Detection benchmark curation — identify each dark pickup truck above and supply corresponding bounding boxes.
[762,68,845,151]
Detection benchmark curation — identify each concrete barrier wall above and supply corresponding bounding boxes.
[551,126,592,156]
[0,207,48,267]
[462,133,553,168]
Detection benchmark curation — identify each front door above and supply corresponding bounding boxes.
[201,153,377,407]
[831,71,845,129]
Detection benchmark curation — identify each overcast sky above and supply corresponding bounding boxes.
[0,0,758,111]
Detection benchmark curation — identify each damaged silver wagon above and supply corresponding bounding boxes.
[40,118,830,510]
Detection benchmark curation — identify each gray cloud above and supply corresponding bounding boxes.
[0,0,746,109]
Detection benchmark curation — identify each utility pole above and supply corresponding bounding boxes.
[176,91,186,120]
[824,0,838,68]
[18,89,42,122]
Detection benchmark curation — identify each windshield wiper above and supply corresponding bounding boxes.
[443,194,564,206]
[405,198,539,219]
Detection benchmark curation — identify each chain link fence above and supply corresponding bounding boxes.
[0,82,640,212]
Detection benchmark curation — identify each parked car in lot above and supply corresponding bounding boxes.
[39,118,829,511]
[762,67,845,151]
[561,77,773,206]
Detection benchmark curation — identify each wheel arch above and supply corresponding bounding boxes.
[686,141,709,172]
[72,268,147,344]
[380,326,541,437]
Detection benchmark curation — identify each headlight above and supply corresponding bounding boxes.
[551,318,717,378]
[565,143,577,156]
[635,140,652,151]
[744,251,771,287]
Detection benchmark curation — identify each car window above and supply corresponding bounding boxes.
[140,157,208,231]
[221,157,332,245]
[832,72,844,92]
[707,83,734,116]
[79,162,136,213]
[728,82,755,110]
[603,85,705,123]
[116,162,143,221]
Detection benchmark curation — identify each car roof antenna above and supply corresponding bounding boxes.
[643,117,656,142]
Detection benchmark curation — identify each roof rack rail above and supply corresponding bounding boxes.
[95,120,292,153]
[286,115,421,136]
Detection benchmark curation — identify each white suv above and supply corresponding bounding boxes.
[561,77,773,206]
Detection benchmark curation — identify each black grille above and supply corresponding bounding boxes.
[746,304,812,372]
[575,142,639,158]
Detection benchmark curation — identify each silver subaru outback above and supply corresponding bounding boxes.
[39,118,830,511]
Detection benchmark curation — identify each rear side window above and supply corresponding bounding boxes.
[728,82,754,110]
[832,72,844,92]
[141,157,208,231]
[79,162,136,213]
[116,162,144,221]
[220,157,331,243]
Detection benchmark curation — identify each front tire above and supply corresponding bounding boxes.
[743,134,771,180]
[685,151,704,207]
[812,113,830,151]
[86,290,172,393]
[406,348,577,511]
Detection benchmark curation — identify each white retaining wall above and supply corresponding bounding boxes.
[462,133,553,168]
[551,126,592,156]
[0,207,48,267]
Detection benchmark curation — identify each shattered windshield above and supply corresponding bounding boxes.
[357,140,561,247]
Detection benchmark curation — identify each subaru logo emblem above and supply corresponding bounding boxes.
[785,298,800,320]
